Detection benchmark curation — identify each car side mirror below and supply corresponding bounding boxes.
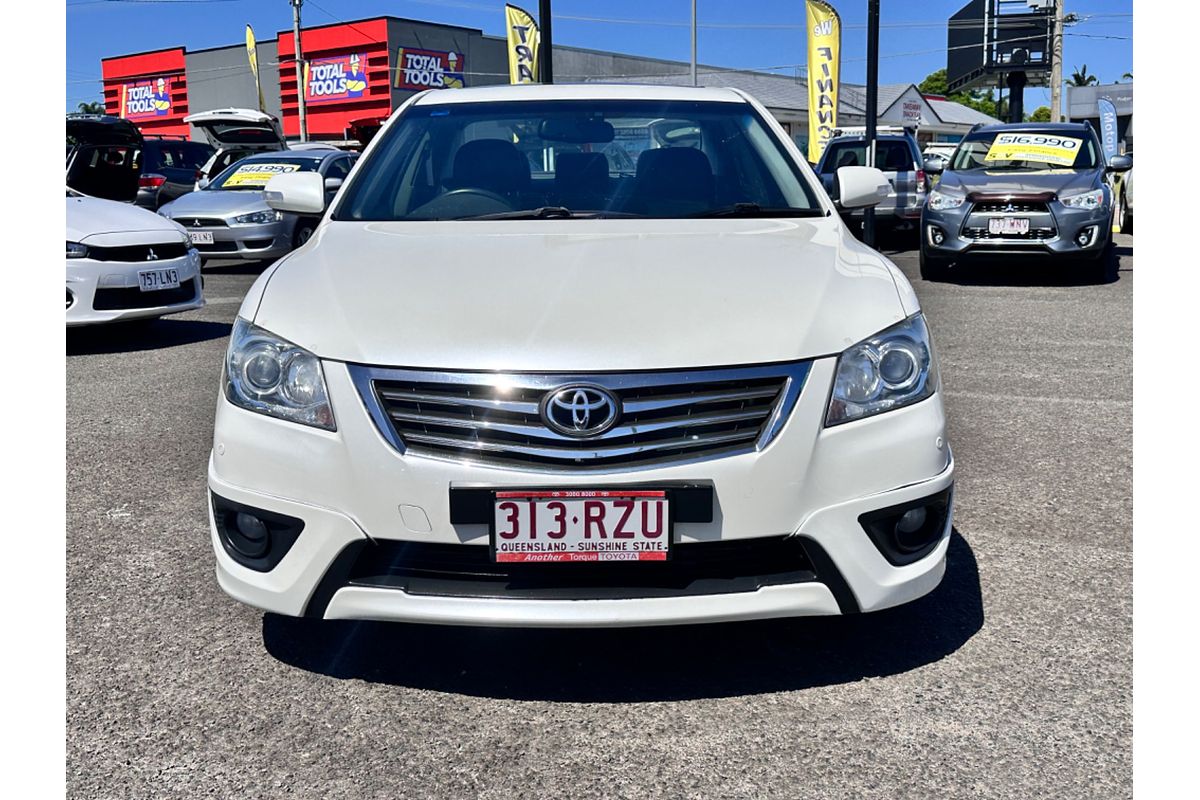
[923,156,947,175]
[264,171,327,214]
[324,177,344,192]
[836,166,890,209]
[196,177,210,190]
[1107,155,1132,173]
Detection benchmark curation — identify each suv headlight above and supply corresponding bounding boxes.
[826,314,938,426]
[1060,188,1104,210]
[926,190,965,211]
[224,318,336,430]
[66,241,88,259]
[234,210,283,225]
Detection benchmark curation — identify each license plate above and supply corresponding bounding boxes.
[138,268,180,292]
[988,217,1030,235]
[493,490,670,563]
[188,231,214,245]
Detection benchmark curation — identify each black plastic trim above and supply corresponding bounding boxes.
[797,536,860,614]
[857,486,953,567]
[303,540,368,619]
[210,491,305,573]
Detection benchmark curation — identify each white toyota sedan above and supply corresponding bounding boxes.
[209,85,955,627]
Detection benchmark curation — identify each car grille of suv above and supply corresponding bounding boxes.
[349,362,811,470]
[962,200,1057,241]
[971,201,1050,214]
[85,242,190,262]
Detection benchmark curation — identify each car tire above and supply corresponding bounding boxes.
[294,221,316,249]
[1085,242,1117,284]
[919,246,950,282]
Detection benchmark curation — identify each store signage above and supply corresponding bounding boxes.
[306,53,369,104]
[902,100,922,123]
[394,47,465,90]
[121,77,173,120]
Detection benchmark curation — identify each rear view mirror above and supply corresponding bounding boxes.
[836,166,890,209]
[538,118,615,144]
[1107,155,1131,173]
[923,156,947,175]
[324,177,344,192]
[264,171,326,214]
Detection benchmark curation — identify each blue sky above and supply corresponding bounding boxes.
[66,0,1132,112]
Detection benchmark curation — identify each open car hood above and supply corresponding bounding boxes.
[185,108,286,150]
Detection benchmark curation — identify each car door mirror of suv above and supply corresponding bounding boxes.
[836,166,890,209]
[265,171,327,214]
[324,177,344,192]
[923,156,947,175]
[1107,155,1132,173]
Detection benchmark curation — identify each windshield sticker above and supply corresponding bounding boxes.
[222,163,301,188]
[984,134,1083,166]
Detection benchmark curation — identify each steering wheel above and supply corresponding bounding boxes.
[438,187,514,207]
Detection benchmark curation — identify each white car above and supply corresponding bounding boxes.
[185,108,287,190]
[67,115,204,326]
[209,84,954,627]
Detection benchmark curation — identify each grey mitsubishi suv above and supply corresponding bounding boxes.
[920,122,1130,281]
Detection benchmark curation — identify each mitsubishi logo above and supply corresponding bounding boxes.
[540,384,620,438]
[146,248,158,261]
[192,219,201,227]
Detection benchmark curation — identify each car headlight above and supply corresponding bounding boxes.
[1060,188,1105,210]
[826,314,937,426]
[233,210,283,225]
[926,190,965,211]
[66,241,88,259]
[224,318,336,430]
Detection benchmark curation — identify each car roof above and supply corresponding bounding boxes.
[239,148,345,163]
[412,83,747,106]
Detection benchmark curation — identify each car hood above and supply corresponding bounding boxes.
[160,189,270,219]
[937,168,1099,198]
[67,196,187,245]
[252,219,910,371]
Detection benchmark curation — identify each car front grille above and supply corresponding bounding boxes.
[349,362,811,470]
[192,240,238,253]
[174,217,228,228]
[85,242,190,262]
[971,201,1050,214]
[962,200,1057,241]
[92,278,198,311]
[962,227,1057,241]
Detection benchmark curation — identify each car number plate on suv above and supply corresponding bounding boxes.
[138,268,181,292]
[988,217,1030,235]
[493,490,670,563]
[188,231,214,245]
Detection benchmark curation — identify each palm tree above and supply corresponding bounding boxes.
[76,100,106,114]
[1069,65,1099,87]
[1121,71,1133,81]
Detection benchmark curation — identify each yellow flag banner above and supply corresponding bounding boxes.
[506,4,540,84]
[246,25,266,112]
[806,0,841,163]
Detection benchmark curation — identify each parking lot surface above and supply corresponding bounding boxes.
[67,237,1132,799]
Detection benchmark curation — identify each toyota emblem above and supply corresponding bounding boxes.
[540,384,620,438]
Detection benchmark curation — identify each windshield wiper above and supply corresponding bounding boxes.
[689,203,826,218]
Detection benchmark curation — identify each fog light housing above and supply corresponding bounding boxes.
[858,486,953,566]
[211,492,305,571]
[927,225,946,247]
[1076,226,1098,248]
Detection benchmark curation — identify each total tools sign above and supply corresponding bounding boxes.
[121,77,173,120]
[305,53,369,104]
[394,47,465,90]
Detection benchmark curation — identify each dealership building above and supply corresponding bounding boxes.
[100,14,997,151]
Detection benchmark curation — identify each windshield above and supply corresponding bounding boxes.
[821,140,915,172]
[950,130,1100,172]
[208,157,321,191]
[334,99,823,220]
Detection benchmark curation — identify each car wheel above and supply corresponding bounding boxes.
[294,222,316,249]
[919,246,950,282]
[1085,242,1117,284]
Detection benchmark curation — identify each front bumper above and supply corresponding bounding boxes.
[922,198,1111,260]
[66,249,204,326]
[209,358,955,627]
[181,218,294,260]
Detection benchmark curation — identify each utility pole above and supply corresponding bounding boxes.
[1051,0,1064,121]
[863,0,880,247]
[691,0,698,86]
[290,0,308,141]
[539,0,554,84]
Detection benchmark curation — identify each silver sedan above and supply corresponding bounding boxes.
[158,148,356,260]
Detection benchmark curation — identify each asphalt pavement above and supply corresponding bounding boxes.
[66,236,1133,799]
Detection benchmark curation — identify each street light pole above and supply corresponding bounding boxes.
[691,0,697,87]
[539,0,554,84]
[290,0,308,142]
[863,0,880,247]
[1051,0,1064,121]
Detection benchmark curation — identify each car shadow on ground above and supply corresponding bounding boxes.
[933,247,1128,288]
[66,319,231,356]
[262,530,983,702]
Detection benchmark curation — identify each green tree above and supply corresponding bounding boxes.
[1069,64,1099,86]
[76,100,106,114]
[1027,106,1052,122]
[918,69,1003,119]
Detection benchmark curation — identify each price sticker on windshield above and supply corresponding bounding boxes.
[222,163,301,188]
[985,134,1083,167]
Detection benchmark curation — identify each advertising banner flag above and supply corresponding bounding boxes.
[246,25,266,112]
[506,4,540,84]
[806,0,842,163]
[1097,97,1119,161]
[306,53,370,104]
